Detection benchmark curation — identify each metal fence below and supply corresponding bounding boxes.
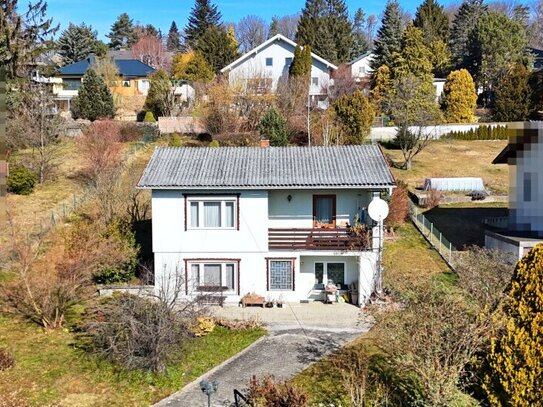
[410,202,457,269]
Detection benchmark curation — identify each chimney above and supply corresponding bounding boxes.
[260,136,270,148]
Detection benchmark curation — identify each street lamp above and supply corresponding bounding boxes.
[199,379,219,407]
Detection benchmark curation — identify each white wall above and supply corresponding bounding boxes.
[268,190,373,228]
[227,40,332,96]
[350,54,374,79]
[509,141,543,234]
[369,122,508,141]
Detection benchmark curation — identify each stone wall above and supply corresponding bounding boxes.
[158,116,206,134]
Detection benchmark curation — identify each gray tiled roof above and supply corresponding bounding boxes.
[138,145,395,189]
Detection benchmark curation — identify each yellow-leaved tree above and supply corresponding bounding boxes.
[483,244,543,406]
[442,69,477,123]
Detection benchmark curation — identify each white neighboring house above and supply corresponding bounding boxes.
[348,51,446,100]
[485,123,543,258]
[137,144,395,306]
[220,34,337,98]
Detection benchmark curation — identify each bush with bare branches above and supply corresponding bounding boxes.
[247,375,309,407]
[0,348,15,371]
[385,181,409,230]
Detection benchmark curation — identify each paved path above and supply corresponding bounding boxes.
[155,303,372,407]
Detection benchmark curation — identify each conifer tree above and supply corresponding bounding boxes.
[413,0,449,44]
[185,0,222,49]
[333,90,375,144]
[442,69,477,123]
[57,23,99,64]
[371,64,393,113]
[107,13,138,49]
[351,8,370,58]
[166,21,181,51]
[493,64,532,121]
[483,244,543,406]
[296,0,353,65]
[172,51,214,82]
[289,45,312,77]
[392,24,433,79]
[371,0,403,71]
[144,69,173,118]
[259,108,289,146]
[449,0,487,71]
[71,69,115,121]
[194,26,238,72]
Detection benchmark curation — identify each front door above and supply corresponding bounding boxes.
[313,195,336,228]
[314,262,345,290]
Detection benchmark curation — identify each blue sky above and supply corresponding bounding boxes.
[46,0,446,41]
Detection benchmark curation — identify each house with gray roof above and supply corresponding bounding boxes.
[138,144,395,306]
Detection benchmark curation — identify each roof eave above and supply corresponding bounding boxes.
[137,184,395,190]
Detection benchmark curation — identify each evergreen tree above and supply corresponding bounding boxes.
[57,23,99,64]
[333,90,375,144]
[442,69,477,123]
[269,17,279,37]
[296,0,353,65]
[71,68,115,121]
[449,0,487,71]
[289,45,312,77]
[413,0,449,44]
[350,8,370,58]
[166,21,181,51]
[483,244,543,406]
[371,0,403,71]
[392,24,433,79]
[172,51,214,82]
[259,107,289,146]
[471,11,528,92]
[107,13,138,49]
[185,0,222,49]
[493,63,532,121]
[194,26,238,72]
[144,69,173,118]
[371,64,393,114]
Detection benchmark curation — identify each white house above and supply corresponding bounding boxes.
[137,145,395,306]
[220,34,337,97]
[485,123,543,258]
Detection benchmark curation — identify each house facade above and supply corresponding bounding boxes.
[54,55,155,111]
[138,145,395,305]
[220,34,337,98]
[485,123,543,258]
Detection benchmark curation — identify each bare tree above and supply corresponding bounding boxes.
[236,15,269,53]
[269,14,299,40]
[530,0,543,48]
[7,82,64,183]
[131,34,171,70]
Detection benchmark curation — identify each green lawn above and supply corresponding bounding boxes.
[292,223,452,404]
[0,316,265,406]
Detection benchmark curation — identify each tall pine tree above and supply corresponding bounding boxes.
[57,23,99,64]
[449,0,487,70]
[166,21,181,51]
[296,0,353,65]
[71,69,115,121]
[371,0,403,71]
[413,0,449,44]
[194,26,238,72]
[185,0,222,49]
[351,8,370,58]
[107,13,138,49]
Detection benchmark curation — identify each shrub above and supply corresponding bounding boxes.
[80,293,193,373]
[143,111,156,122]
[258,107,289,147]
[385,181,409,229]
[7,165,37,195]
[482,244,543,406]
[144,70,174,119]
[422,188,442,209]
[333,90,375,144]
[442,69,477,123]
[0,348,15,371]
[443,125,508,140]
[247,375,309,407]
[71,68,115,121]
[190,315,216,337]
[168,133,183,147]
[209,139,220,147]
[119,122,145,142]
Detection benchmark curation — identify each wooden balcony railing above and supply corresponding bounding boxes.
[268,228,371,251]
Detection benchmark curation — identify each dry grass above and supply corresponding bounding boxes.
[382,140,509,195]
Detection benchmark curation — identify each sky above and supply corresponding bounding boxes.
[45,0,449,41]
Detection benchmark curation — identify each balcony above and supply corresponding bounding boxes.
[268,228,372,251]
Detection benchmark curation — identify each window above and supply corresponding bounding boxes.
[110,80,118,86]
[187,197,237,229]
[268,259,294,290]
[311,77,319,86]
[285,57,293,66]
[314,262,345,289]
[122,80,130,87]
[189,261,237,293]
[313,195,336,227]
[524,172,537,202]
[266,57,273,67]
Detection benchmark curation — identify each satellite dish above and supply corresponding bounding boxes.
[368,197,389,221]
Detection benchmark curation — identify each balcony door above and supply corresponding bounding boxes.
[313,195,336,228]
